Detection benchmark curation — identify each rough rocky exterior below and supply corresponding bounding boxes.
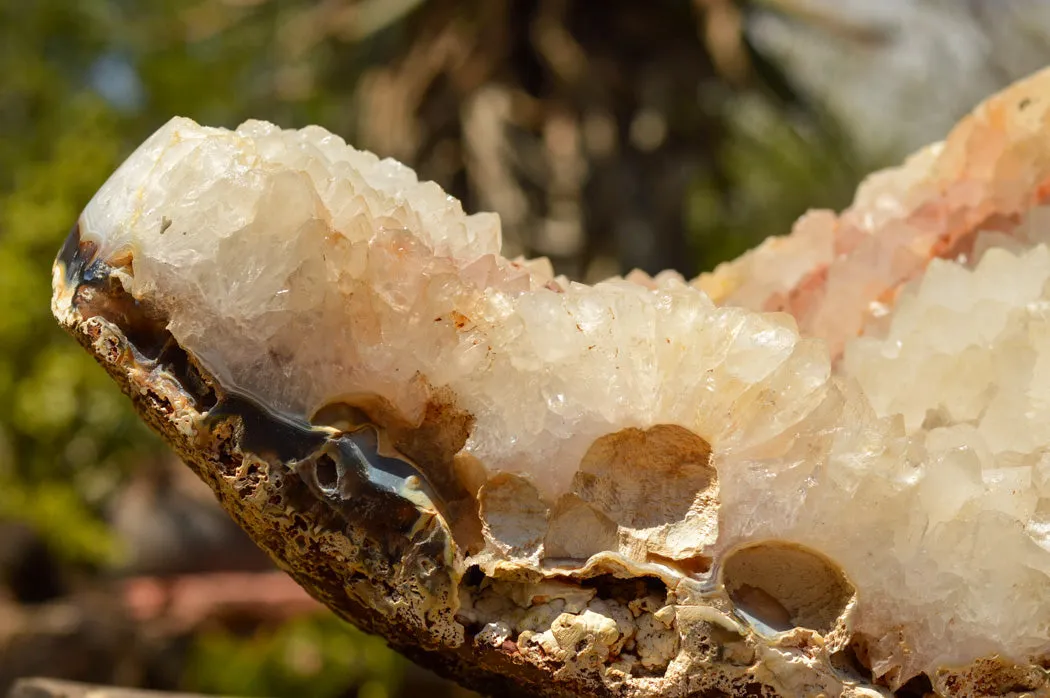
[51,68,1050,697]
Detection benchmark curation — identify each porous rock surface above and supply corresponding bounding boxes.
[52,68,1050,697]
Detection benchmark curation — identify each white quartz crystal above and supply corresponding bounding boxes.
[79,117,828,500]
[78,107,1050,684]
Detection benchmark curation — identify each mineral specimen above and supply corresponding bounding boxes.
[52,68,1050,698]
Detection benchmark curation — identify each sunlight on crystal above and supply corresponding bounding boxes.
[72,66,1050,685]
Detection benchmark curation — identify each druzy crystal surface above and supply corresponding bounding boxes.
[79,117,826,502]
[64,68,1050,696]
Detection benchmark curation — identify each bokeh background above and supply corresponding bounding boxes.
[3,1,1050,696]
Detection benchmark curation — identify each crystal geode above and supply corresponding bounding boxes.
[52,68,1050,697]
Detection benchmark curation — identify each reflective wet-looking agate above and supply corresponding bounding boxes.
[51,67,1050,698]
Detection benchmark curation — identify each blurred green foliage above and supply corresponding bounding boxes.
[688,92,863,267]
[184,615,407,698]
[1,3,154,563]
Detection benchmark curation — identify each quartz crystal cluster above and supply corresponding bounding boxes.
[80,118,825,499]
[55,67,1050,698]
